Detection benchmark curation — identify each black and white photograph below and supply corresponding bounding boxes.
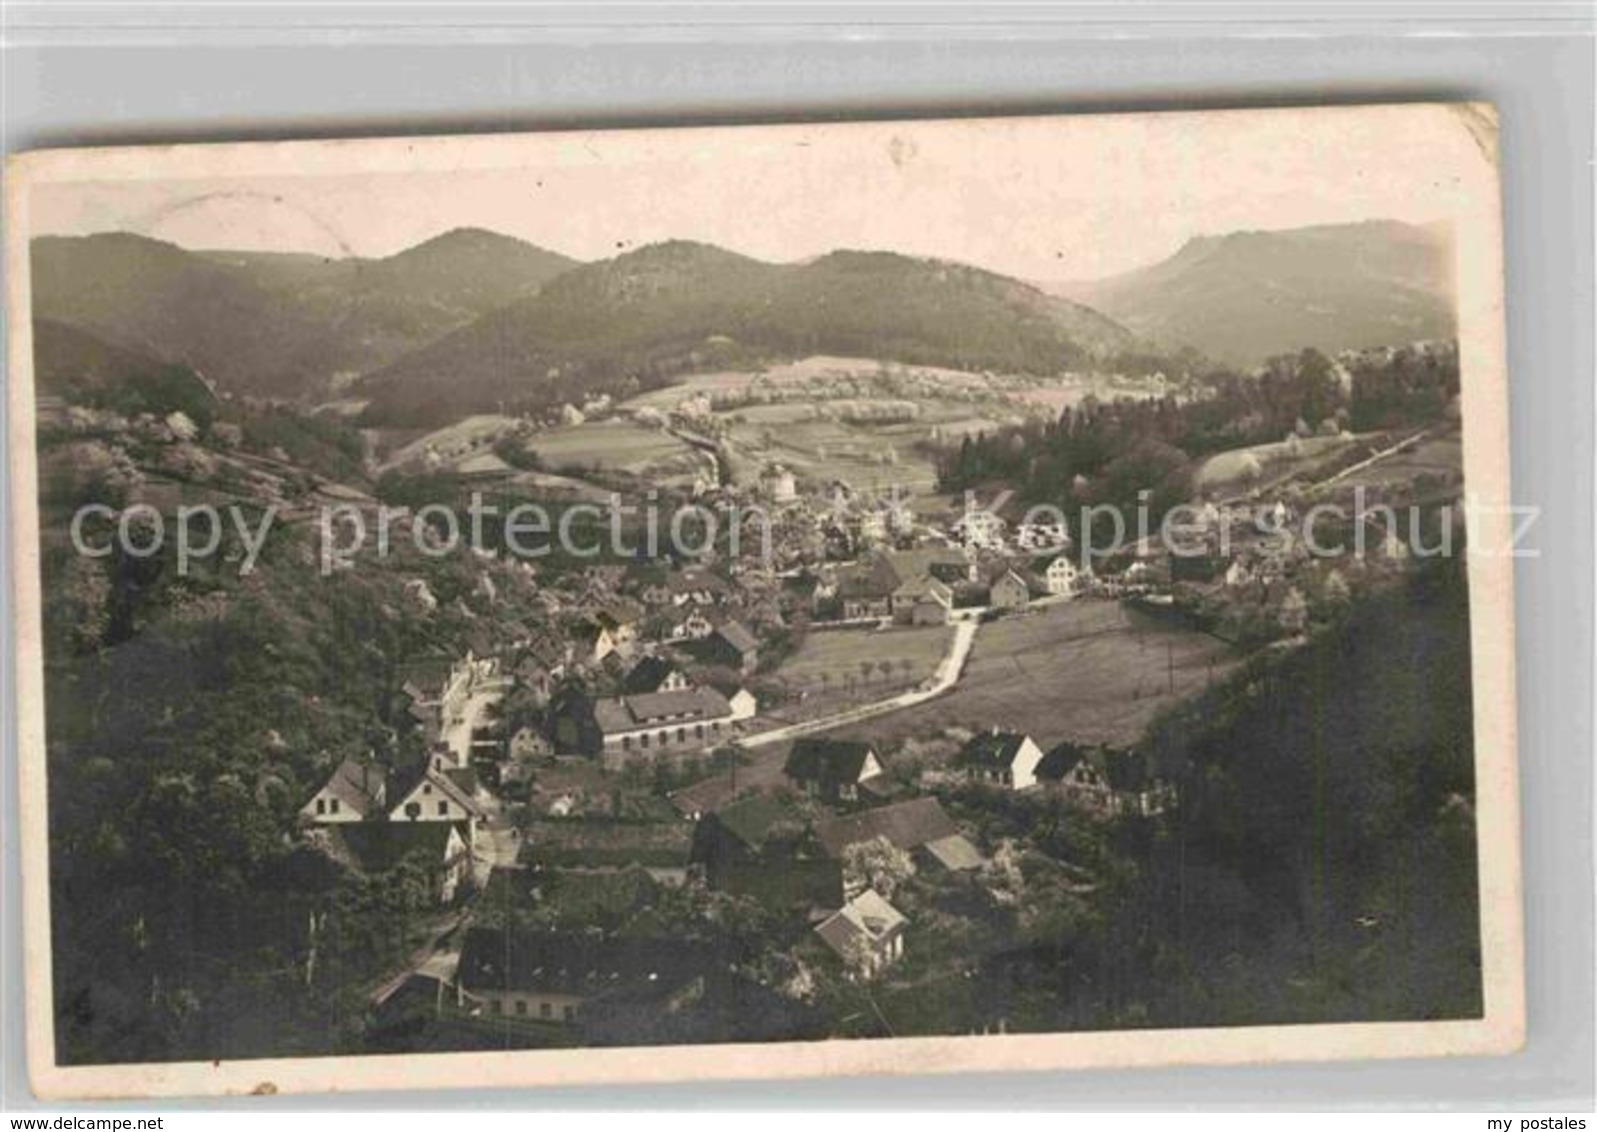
[5,103,1522,1099]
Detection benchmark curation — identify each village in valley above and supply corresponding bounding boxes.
[30,212,1479,1063]
[269,339,1463,1050]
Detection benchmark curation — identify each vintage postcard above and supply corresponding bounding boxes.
[6,104,1522,1100]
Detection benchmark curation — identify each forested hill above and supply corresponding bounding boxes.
[352,241,1142,426]
[30,229,578,399]
[1128,557,1480,1025]
[1052,220,1455,368]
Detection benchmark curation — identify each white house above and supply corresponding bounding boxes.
[302,755,387,824]
[814,889,907,979]
[389,760,488,844]
[957,729,1045,790]
[1042,555,1080,598]
[726,687,758,722]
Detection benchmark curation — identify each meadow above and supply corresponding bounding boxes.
[762,623,953,725]
[834,599,1240,750]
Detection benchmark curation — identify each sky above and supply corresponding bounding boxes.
[29,104,1490,281]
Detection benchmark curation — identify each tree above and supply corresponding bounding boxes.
[842,835,916,898]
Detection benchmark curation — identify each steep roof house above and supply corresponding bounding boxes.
[813,796,964,859]
[814,889,908,979]
[783,739,885,803]
[957,729,1045,790]
[388,758,488,843]
[302,755,388,824]
[622,655,692,695]
[690,795,810,879]
[700,620,760,672]
[891,575,953,625]
[988,568,1034,611]
[1036,743,1176,817]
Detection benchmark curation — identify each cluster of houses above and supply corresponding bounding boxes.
[818,544,1084,625]
[950,729,1175,818]
[300,749,488,905]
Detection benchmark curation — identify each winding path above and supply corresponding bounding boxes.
[741,618,980,749]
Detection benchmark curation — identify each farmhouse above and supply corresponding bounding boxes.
[886,547,979,587]
[783,738,885,803]
[700,620,760,672]
[456,928,713,1027]
[592,687,739,769]
[1036,743,1176,817]
[835,562,894,620]
[891,575,953,626]
[388,759,487,842]
[667,569,729,607]
[690,795,812,883]
[302,755,387,823]
[958,729,1045,790]
[333,822,471,905]
[814,889,907,979]
[622,655,691,695]
[813,796,961,859]
[988,568,1034,611]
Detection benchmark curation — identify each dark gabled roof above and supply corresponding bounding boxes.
[592,687,733,734]
[457,927,719,998]
[813,797,957,858]
[1035,741,1090,782]
[783,738,879,787]
[710,620,759,655]
[335,822,459,874]
[706,794,806,852]
[918,833,985,872]
[311,755,388,819]
[622,655,683,695]
[388,761,487,818]
[958,730,1036,770]
[882,547,970,586]
[814,889,907,958]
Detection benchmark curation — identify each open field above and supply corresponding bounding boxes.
[1329,432,1463,490]
[380,413,517,470]
[831,599,1240,750]
[762,623,952,725]
[727,417,941,493]
[622,355,1001,410]
[1195,433,1365,495]
[524,419,704,480]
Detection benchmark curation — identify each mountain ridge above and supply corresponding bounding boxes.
[1048,219,1455,368]
[354,239,1141,425]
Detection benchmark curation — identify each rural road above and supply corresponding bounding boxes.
[669,617,981,815]
[741,618,980,749]
[1320,426,1440,487]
